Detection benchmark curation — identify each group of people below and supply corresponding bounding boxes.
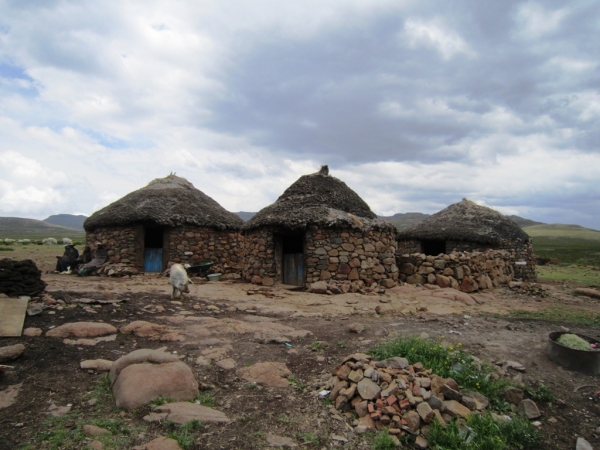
[55,241,108,276]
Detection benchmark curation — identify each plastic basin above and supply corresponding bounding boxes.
[547,331,600,376]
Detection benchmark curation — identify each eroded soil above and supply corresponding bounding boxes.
[0,249,599,449]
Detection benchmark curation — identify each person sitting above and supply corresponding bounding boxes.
[55,244,79,273]
[77,242,108,276]
[76,245,92,266]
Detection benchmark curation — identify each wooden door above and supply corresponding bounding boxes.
[283,253,303,285]
[144,248,163,272]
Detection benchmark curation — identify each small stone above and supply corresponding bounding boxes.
[576,437,593,450]
[23,328,43,337]
[443,400,471,419]
[502,387,524,406]
[348,323,365,333]
[357,378,381,400]
[415,435,428,449]
[83,424,111,436]
[0,344,25,362]
[518,399,541,419]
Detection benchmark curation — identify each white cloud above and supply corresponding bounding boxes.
[403,17,474,60]
[515,2,568,38]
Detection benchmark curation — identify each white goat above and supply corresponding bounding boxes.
[62,238,73,245]
[43,237,58,245]
[169,263,192,299]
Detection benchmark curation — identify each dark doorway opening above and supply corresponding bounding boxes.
[144,226,164,272]
[422,239,446,256]
[281,233,304,286]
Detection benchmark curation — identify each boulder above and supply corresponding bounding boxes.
[112,361,199,411]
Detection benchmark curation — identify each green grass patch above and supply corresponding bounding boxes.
[193,391,214,407]
[165,420,203,449]
[371,429,397,450]
[510,308,600,327]
[427,412,542,450]
[531,236,600,267]
[536,265,600,286]
[369,335,510,407]
[0,247,14,251]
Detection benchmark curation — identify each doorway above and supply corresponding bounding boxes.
[144,226,165,272]
[422,239,446,256]
[281,233,304,286]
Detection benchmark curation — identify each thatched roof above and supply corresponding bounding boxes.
[243,166,395,232]
[396,199,530,246]
[84,174,244,231]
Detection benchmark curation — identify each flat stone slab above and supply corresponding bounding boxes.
[145,401,230,424]
[237,362,292,388]
[81,359,114,371]
[266,433,298,447]
[0,383,22,409]
[133,436,182,450]
[64,334,117,346]
[109,348,180,383]
[120,321,184,342]
[0,298,28,337]
[46,322,117,338]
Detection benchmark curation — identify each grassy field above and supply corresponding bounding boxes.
[525,224,600,267]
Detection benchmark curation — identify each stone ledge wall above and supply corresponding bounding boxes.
[306,226,398,287]
[166,225,243,275]
[396,248,536,293]
[87,225,243,275]
[86,226,136,266]
[243,226,399,287]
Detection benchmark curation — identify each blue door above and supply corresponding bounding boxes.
[144,248,163,272]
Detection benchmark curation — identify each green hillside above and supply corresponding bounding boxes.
[525,224,600,266]
[0,217,85,241]
[378,212,429,231]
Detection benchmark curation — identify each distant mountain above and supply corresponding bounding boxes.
[506,215,544,228]
[378,212,430,231]
[235,211,256,221]
[44,214,87,231]
[0,217,85,240]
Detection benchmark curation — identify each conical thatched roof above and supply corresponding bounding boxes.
[243,166,395,231]
[397,199,530,246]
[84,174,244,231]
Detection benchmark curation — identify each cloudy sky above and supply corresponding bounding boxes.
[1,0,599,229]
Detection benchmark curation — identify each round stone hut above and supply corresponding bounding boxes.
[396,199,536,282]
[84,174,244,274]
[242,166,398,287]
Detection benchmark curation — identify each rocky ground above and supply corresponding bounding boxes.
[1,250,599,449]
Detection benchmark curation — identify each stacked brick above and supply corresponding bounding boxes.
[0,258,47,297]
[396,248,536,292]
[325,353,488,441]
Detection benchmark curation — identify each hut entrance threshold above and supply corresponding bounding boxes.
[281,233,304,286]
[144,226,165,272]
[422,239,445,256]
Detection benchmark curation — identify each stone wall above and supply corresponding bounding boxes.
[306,226,398,287]
[396,247,536,293]
[166,225,243,275]
[87,225,243,275]
[86,226,137,267]
[242,226,399,287]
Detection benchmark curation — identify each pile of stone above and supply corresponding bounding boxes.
[0,258,46,297]
[309,279,395,295]
[323,353,489,445]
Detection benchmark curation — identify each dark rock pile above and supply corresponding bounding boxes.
[0,258,46,297]
[323,353,489,446]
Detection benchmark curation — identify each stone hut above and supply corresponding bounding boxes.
[242,166,398,287]
[84,174,244,274]
[396,199,536,282]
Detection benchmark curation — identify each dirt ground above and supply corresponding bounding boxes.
[1,246,599,449]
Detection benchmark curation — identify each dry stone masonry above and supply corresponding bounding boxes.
[86,225,243,276]
[396,248,536,292]
[0,259,46,297]
[243,226,398,287]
